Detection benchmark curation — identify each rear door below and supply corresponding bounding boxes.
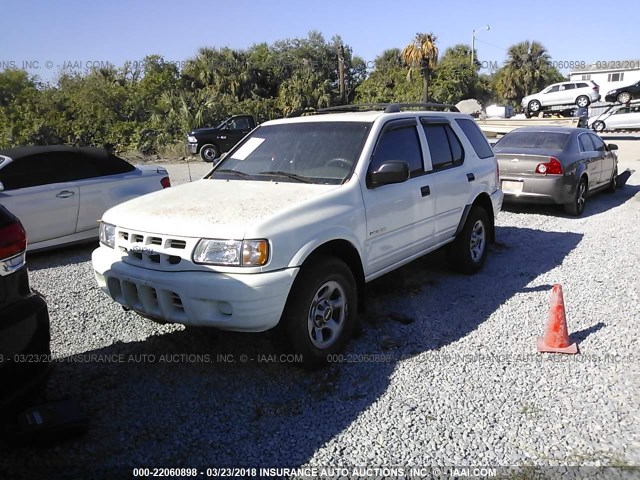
[0,152,79,245]
[577,133,602,190]
[420,117,470,242]
[361,118,436,276]
[559,83,576,104]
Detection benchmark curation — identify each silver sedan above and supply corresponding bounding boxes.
[493,127,618,215]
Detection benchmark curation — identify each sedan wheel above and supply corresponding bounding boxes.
[564,177,588,216]
[576,96,590,108]
[592,121,605,132]
[617,92,631,104]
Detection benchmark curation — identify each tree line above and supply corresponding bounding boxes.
[0,31,565,155]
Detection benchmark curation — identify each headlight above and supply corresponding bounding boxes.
[193,239,269,266]
[99,222,116,248]
[187,135,197,143]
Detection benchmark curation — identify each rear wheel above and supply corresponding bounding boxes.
[449,206,490,274]
[564,177,588,216]
[576,95,590,108]
[617,92,631,104]
[273,257,357,369]
[200,144,220,162]
[592,121,605,132]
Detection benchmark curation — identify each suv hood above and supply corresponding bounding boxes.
[102,179,339,239]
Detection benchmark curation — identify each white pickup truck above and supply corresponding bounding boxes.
[92,104,503,368]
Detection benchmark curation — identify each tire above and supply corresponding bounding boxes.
[576,96,590,108]
[564,177,588,216]
[528,100,541,114]
[449,206,490,274]
[592,121,605,132]
[273,257,357,369]
[200,144,220,162]
[617,92,631,104]
[606,167,618,193]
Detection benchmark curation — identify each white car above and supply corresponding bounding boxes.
[92,104,503,368]
[0,146,170,251]
[590,103,640,132]
[522,81,601,116]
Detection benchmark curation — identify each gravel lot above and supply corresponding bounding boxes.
[1,144,639,478]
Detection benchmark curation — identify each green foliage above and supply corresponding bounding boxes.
[0,34,570,155]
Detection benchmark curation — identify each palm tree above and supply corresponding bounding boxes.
[496,40,564,104]
[402,33,438,102]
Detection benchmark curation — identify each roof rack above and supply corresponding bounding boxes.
[286,102,460,117]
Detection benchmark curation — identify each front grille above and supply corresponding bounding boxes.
[116,229,194,268]
[107,277,186,321]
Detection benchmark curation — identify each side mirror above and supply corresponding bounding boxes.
[367,161,410,188]
[607,143,618,151]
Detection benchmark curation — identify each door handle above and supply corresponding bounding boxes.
[467,173,475,182]
[56,190,75,198]
[420,185,430,197]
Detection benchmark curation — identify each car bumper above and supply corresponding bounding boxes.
[187,143,198,155]
[0,293,51,415]
[490,188,504,216]
[92,247,299,332]
[500,175,569,204]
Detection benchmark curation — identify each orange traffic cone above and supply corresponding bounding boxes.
[536,284,578,354]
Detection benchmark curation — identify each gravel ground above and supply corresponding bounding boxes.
[1,144,639,478]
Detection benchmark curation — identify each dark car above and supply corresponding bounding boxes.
[604,80,640,104]
[0,205,51,419]
[494,127,618,215]
[186,115,256,162]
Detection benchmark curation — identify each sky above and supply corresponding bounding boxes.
[1,0,639,82]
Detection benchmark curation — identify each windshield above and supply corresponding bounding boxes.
[209,121,371,184]
[494,131,570,150]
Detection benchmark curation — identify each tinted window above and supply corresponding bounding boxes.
[576,83,589,88]
[578,134,595,152]
[423,124,464,170]
[589,134,606,151]
[0,152,77,190]
[370,124,423,177]
[455,118,494,159]
[547,86,560,93]
[211,122,371,185]
[495,131,570,150]
[562,84,576,90]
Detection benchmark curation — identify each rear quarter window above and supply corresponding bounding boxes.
[455,118,494,159]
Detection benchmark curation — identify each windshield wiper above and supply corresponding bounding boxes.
[213,169,252,179]
[258,171,312,183]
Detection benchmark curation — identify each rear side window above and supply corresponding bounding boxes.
[455,118,494,159]
[576,83,589,88]
[578,134,595,152]
[370,124,423,178]
[423,124,464,170]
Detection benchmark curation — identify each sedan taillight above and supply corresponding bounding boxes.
[161,176,171,188]
[535,157,563,175]
[0,222,26,260]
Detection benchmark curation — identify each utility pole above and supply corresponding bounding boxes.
[471,25,490,67]
[338,45,345,103]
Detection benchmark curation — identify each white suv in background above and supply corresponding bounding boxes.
[92,103,503,368]
[522,81,601,116]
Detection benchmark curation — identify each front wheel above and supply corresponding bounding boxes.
[449,206,490,274]
[564,177,588,216]
[200,144,220,162]
[592,121,605,132]
[528,100,541,114]
[617,92,631,104]
[273,257,358,369]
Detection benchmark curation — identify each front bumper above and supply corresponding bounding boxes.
[500,175,569,205]
[187,142,198,155]
[92,247,299,332]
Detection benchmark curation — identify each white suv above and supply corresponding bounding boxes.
[522,81,601,116]
[92,104,503,368]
